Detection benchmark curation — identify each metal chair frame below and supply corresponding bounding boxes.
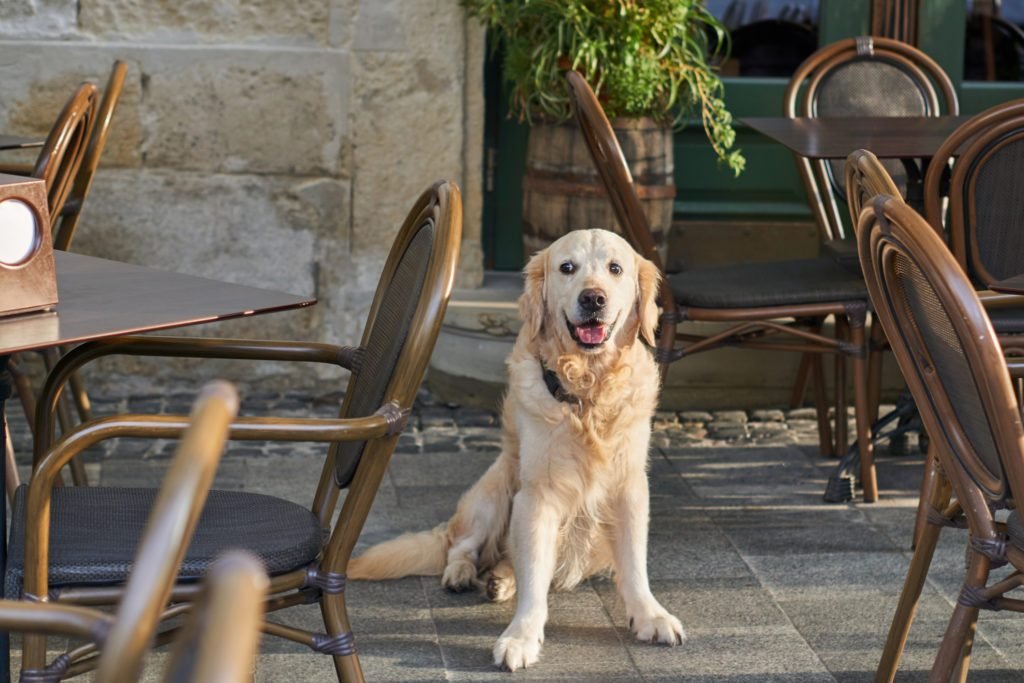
[860,195,1024,681]
[19,181,462,683]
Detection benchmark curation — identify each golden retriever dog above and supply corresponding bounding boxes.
[349,228,683,671]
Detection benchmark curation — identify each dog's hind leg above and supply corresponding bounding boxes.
[486,558,517,603]
[442,452,517,592]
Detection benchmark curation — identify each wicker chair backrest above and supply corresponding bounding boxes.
[54,60,128,252]
[858,196,1024,505]
[945,110,1024,287]
[845,149,903,228]
[33,82,98,230]
[330,182,460,488]
[786,36,957,240]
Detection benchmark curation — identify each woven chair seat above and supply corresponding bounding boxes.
[669,257,867,309]
[5,485,323,599]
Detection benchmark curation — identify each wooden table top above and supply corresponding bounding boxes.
[0,251,316,355]
[0,135,44,151]
[741,116,975,159]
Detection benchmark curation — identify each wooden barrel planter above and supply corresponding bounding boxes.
[521,117,675,262]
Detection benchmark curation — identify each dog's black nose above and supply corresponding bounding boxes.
[578,288,607,312]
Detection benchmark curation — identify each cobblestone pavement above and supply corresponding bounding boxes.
[7,387,1020,683]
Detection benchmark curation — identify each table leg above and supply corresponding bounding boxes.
[0,355,10,682]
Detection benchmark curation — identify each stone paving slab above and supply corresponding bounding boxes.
[5,389,1024,681]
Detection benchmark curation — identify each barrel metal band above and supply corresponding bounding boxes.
[305,566,347,595]
[311,631,356,656]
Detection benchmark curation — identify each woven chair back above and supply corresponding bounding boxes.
[923,99,1024,245]
[786,36,957,240]
[858,196,1024,506]
[32,82,98,231]
[938,105,1024,287]
[54,60,128,252]
[330,181,461,488]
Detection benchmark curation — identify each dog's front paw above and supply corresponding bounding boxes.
[629,603,685,646]
[493,623,543,672]
[441,557,478,593]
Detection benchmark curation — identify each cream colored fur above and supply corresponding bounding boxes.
[349,229,683,671]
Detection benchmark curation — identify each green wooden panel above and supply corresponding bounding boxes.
[961,81,1024,113]
[818,0,871,44]
[918,0,966,87]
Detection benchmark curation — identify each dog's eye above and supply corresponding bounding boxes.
[559,261,575,275]
[609,262,622,276]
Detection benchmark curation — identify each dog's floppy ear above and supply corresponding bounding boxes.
[519,248,548,343]
[635,253,662,346]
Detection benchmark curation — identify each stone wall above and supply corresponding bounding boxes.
[0,0,484,392]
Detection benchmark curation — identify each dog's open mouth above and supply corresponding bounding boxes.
[566,316,612,348]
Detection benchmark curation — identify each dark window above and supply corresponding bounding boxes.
[706,0,820,77]
[964,0,1024,81]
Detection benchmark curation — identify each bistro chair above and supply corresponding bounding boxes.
[6,64,128,494]
[162,551,268,683]
[923,99,1024,344]
[858,195,1024,681]
[27,82,98,229]
[52,60,128,252]
[566,70,878,500]
[782,36,958,451]
[4,380,237,681]
[20,180,463,682]
[785,36,958,241]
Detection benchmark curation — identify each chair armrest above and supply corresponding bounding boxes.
[33,403,407,482]
[35,335,364,460]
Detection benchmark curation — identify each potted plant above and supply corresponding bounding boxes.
[463,0,744,259]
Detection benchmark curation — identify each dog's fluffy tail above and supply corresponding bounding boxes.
[348,524,448,580]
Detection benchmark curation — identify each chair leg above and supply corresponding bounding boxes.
[868,319,886,425]
[811,354,834,457]
[876,470,951,683]
[321,592,365,683]
[9,357,36,435]
[930,550,989,682]
[834,317,850,461]
[849,320,877,502]
[912,444,938,549]
[4,421,19,503]
[790,352,813,408]
[67,368,92,423]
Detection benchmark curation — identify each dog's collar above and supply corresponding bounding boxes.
[540,361,582,408]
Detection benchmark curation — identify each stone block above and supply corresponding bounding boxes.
[138,48,348,176]
[79,0,331,46]
[0,0,76,39]
[0,49,143,168]
[350,1,467,254]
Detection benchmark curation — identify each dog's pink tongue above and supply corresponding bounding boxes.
[576,324,607,345]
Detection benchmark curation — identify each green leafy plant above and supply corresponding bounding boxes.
[463,0,744,175]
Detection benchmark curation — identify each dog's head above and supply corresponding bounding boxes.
[519,229,661,355]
